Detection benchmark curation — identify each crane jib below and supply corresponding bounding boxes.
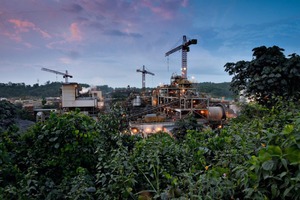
[165,38,197,57]
[41,67,73,83]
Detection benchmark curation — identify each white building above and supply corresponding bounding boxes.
[61,83,104,113]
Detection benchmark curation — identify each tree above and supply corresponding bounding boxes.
[41,97,47,106]
[172,114,203,141]
[224,46,300,106]
[195,82,234,99]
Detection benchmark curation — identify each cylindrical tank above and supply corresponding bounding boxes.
[229,104,240,116]
[208,106,226,121]
[132,96,142,106]
[36,111,45,122]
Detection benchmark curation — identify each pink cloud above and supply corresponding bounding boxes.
[3,31,22,43]
[8,19,35,32]
[39,30,52,39]
[46,22,83,51]
[140,0,187,20]
[8,19,51,39]
[68,22,82,41]
[149,6,173,20]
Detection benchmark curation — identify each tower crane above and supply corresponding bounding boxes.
[136,65,154,89]
[41,67,73,83]
[165,35,197,79]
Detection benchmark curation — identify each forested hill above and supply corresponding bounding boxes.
[0,82,114,98]
[195,82,234,99]
[0,82,78,98]
[0,82,62,98]
[0,81,234,99]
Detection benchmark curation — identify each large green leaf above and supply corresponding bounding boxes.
[285,147,300,164]
[262,160,274,171]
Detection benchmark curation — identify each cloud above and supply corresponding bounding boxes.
[9,19,35,32]
[147,6,173,20]
[67,50,81,59]
[46,22,83,50]
[103,29,142,38]
[68,22,82,41]
[59,57,72,64]
[46,40,67,50]
[8,19,51,39]
[140,1,172,20]
[63,3,84,13]
[2,31,22,43]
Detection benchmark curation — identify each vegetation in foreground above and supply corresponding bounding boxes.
[1,99,299,199]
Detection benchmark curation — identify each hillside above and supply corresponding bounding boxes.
[195,82,234,99]
[0,82,90,98]
[0,82,234,99]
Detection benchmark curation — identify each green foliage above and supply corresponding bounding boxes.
[231,102,269,123]
[96,143,136,199]
[2,111,100,199]
[63,167,96,200]
[41,97,47,106]
[175,101,300,199]
[0,100,35,123]
[94,104,139,199]
[224,46,300,106]
[195,82,234,99]
[0,102,29,199]
[0,130,22,198]
[172,114,204,141]
[233,104,300,199]
[131,133,193,199]
[97,104,129,150]
[25,111,98,176]
[0,82,61,98]
[0,82,91,98]
[1,98,300,199]
[0,100,18,132]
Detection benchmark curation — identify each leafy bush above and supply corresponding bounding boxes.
[1,99,300,199]
[0,100,18,132]
[234,105,300,199]
[176,101,300,199]
[130,133,193,198]
[172,114,204,141]
[96,142,136,199]
[7,111,100,199]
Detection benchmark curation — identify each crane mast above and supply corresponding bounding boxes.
[165,35,197,79]
[41,67,73,83]
[136,65,154,89]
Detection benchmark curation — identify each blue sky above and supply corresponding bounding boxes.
[0,0,299,88]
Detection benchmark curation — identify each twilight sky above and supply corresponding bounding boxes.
[1,0,300,88]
